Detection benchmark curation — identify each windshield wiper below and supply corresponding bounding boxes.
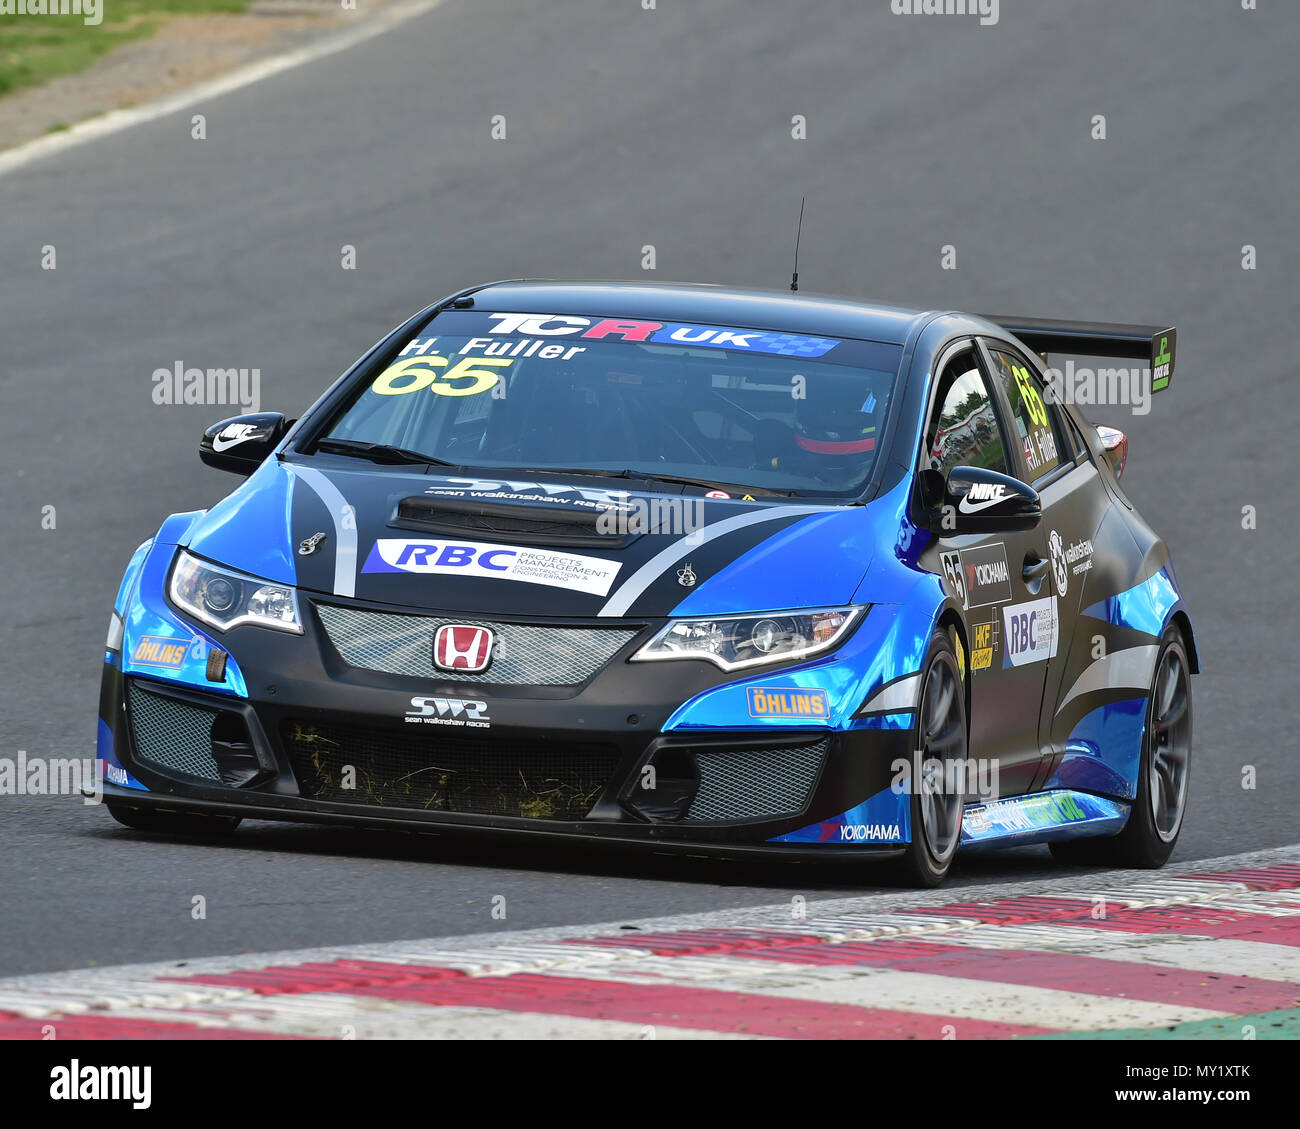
[516,466,792,498]
[631,471,794,498]
[312,438,459,467]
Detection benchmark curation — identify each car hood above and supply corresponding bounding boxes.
[181,458,895,619]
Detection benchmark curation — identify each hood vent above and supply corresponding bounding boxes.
[392,495,641,549]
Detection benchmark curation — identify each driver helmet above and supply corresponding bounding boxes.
[793,383,880,461]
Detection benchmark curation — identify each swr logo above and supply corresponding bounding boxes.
[433,625,494,673]
[407,696,489,722]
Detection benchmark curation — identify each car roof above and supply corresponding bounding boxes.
[458,279,932,346]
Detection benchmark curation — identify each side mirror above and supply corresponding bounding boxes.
[927,465,1041,534]
[1095,424,1128,479]
[200,413,291,476]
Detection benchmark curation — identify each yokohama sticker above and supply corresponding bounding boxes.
[959,542,1012,608]
[839,823,903,842]
[362,538,621,596]
[939,543,1011,609]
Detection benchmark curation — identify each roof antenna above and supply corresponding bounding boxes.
[790,197,805,292]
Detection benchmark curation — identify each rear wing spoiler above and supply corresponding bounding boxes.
[980,315,1176,393]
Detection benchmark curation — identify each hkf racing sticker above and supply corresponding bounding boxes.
[362,538,622,597]
[971,618,998,671]
[1001,596,1059,668]
[747,687,830,719]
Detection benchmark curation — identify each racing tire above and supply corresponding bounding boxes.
[884,628,968,888]
[1050,625,1192,869]
[106,802,242,836]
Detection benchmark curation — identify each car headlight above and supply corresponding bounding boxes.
[631,606,863,671]
[168,549,302,634]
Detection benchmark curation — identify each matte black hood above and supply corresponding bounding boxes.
[182,458,876,620]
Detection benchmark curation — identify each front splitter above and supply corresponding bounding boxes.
[93,782,907,864]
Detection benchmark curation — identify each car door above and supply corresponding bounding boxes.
[919,342,1051,798]
[978,339,1109,792]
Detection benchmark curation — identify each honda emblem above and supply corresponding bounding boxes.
[433,625,494,673]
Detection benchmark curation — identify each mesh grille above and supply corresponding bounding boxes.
[685,740,828,822]
[282,719,621,819]
[127,683,222,782]
[314,604,637,686]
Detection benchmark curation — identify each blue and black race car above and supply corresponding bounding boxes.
[97,280,1195,885]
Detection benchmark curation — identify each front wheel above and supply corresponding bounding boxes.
[884,629,968,888]
[1050,625,1192,868]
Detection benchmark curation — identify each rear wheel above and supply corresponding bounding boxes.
[106,802,242,836]
[885,629,968,888]
[1050,625,1191,868]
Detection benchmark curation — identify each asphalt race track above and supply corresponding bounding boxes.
[0,0,1296,977]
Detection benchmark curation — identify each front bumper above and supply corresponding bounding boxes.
[99,546,920,854]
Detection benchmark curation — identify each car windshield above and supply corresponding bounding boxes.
[316,310,904,498]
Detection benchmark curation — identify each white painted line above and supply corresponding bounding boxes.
[725,913,981,941]
[119,998,751,1040]
[919,924,1186,953]
[540,956,1225,1031]
[757,968,1225,1030]
[1034,878,1252,906]
[930,925,1300,981]
[1077,938,1300,982]
[0,0,444,180]
[1206,892,1300,915]
[0,981,258,1020]
[282,940,652,977]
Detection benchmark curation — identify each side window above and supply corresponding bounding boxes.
[926,351,1008,477]
[987,348,1065,481]
[1060,407,1092,462]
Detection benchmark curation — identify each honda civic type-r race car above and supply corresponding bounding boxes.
[97,280,1195,886]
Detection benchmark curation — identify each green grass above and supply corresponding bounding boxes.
[1031,1009,1300,1040]
[0,0,251,100]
